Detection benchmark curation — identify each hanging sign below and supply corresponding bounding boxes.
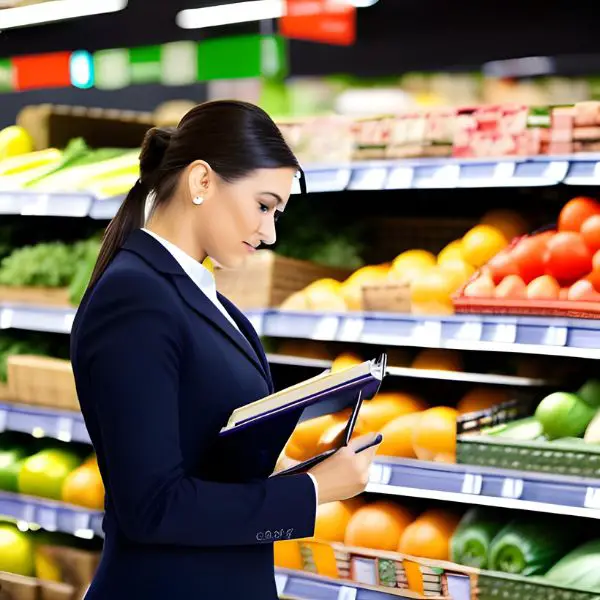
[280,0,356,46]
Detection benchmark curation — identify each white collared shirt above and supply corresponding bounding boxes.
[141,228,319,519]
[141,228,240,332]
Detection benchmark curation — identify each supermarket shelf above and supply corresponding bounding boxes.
[256,310,600,359]
[367,458,600,520]
[0,491,103,538]
[2,304,600,360]
[275,569,416,600]
[0,402,90,444]
[1,155,600,220]
[267,353,550,387]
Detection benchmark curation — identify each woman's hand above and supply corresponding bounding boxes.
[308,433,381,505]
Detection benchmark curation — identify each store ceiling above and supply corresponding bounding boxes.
[0,0,597,76]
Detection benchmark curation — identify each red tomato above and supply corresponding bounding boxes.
[544,231,593,284]
[495,274,526,299]
[594,250,600,271]
[486,252,521,285]
[558,197,600,232]
[526,275,560,300]
[585,269,600,292]
[581,214,600,252]
[511,233,553,283]
[559,288,569,300]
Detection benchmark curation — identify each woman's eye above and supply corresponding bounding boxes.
[259,203,269,213]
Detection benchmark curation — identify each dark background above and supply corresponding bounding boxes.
[0,0,597,125]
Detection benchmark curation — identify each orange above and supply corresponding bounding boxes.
[388,250,436,285]
[377,413,422,458]
[285,413,344,461]
[273,540,303,570]
[360,392,427,432]
[481,209,529,242]
[345,501,414,551]
[411,349,463,372]
[398,509,461,560]
[412,407,457,462]
[461,225,509,268]
[305,279,347,312]
[314,498,365,542]
[457,387,510,415]
[61,460,104,510]
[341,265,390,311]
[410,266,457,315]
[280,291,310,311]
[331,352,363,373]
[437,240,463,266]
[439,259,476,290]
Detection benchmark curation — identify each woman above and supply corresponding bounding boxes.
[71,100,379,600]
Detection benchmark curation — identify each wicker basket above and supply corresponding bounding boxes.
[457,401,600,478]
[214,250,351,310]
[0,286,71,307]
[7,356,79,411]
[476,571,600,600]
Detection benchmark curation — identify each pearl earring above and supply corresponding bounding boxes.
[192,196,204,206]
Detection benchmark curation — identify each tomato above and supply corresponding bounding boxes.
[581,214,600,252]
[511,233,553,283]
[568,279,600,301]
[463,273,495,298]
[495,274,526,299]
[486,251,521,285]
[526,275,560,300]
[544,231,593,284]
[558,197,600,232]
[585,269,600,292]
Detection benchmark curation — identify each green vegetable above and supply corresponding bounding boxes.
[487,417,544,441]
[68,238,100,305]
[578,380,600,409]
[451,508,505,568]
[535,392,596,440]
[544,539,600,591]
[489,520,579,576]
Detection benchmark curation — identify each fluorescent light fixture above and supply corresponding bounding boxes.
[0,0,128,30]
[177,0,378,30]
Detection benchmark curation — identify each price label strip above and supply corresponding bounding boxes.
[369,463,392,486]
[584,487,600,511]
[338,317,364,342]
[274,573,288,595]
[311,316,340,341]
[501,478,524,500]
[461,473,483,496]
[337,585,358,600]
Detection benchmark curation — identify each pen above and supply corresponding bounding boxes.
[353,433,383,453]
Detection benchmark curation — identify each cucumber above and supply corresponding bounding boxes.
[544,539,600,591]
[489,519,579,576]
[488,417,543,441]
[451,508,505,569]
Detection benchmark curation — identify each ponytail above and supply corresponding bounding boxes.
[86,127,175,291]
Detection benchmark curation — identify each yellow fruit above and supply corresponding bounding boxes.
[437,240,463,266]
[331,352,362,373]
[439,259,476,290]
[460,225,508,268]
[341,265,390,310]
[481,209,528,242]
[411,349,463,372]
[388,250,436,284]
[410,266,457,315]
[34,547,62,582]
[62,461,105,510]
[412,407,458,462]
[305,281,347,312]
[280,291,310,311]
[0,126,34,159]
[377,413,422,458]
[360,392,427,432]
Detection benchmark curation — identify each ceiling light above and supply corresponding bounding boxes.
[0,0,128,30]
[176,0,378,30]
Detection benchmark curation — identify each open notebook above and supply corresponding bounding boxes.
[220,353,388,435]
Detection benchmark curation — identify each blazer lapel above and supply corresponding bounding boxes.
[122,230,269,383]
[218,293,274,393]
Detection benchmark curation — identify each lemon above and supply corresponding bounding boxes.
[0,126,34,160]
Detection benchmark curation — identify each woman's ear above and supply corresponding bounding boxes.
[187,160,212,201]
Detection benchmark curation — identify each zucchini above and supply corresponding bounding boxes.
[487,417,543,441]
[544,539,600,592]
[489,519,579,576]
[451,508,505,568]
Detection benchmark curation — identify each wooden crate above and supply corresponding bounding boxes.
[0,286,71,308]
[7,356,79,412]
[0,572,75,600]
[214,250,351,310]
[362,283,411,313]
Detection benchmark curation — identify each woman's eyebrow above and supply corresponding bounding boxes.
[260,191,284,206]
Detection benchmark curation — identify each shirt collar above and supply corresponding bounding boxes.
[141,228,217,301]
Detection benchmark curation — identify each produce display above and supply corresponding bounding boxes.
[0,432,104,509]
[280,209,528,315]
[457,197,600,314]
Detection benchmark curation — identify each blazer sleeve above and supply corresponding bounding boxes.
[77,269,317,547]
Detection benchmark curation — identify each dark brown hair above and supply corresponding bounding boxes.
[88,99,305,289]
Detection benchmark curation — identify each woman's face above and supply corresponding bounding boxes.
[198,167,296,270]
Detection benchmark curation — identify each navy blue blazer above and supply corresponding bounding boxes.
[70,229,316,599]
